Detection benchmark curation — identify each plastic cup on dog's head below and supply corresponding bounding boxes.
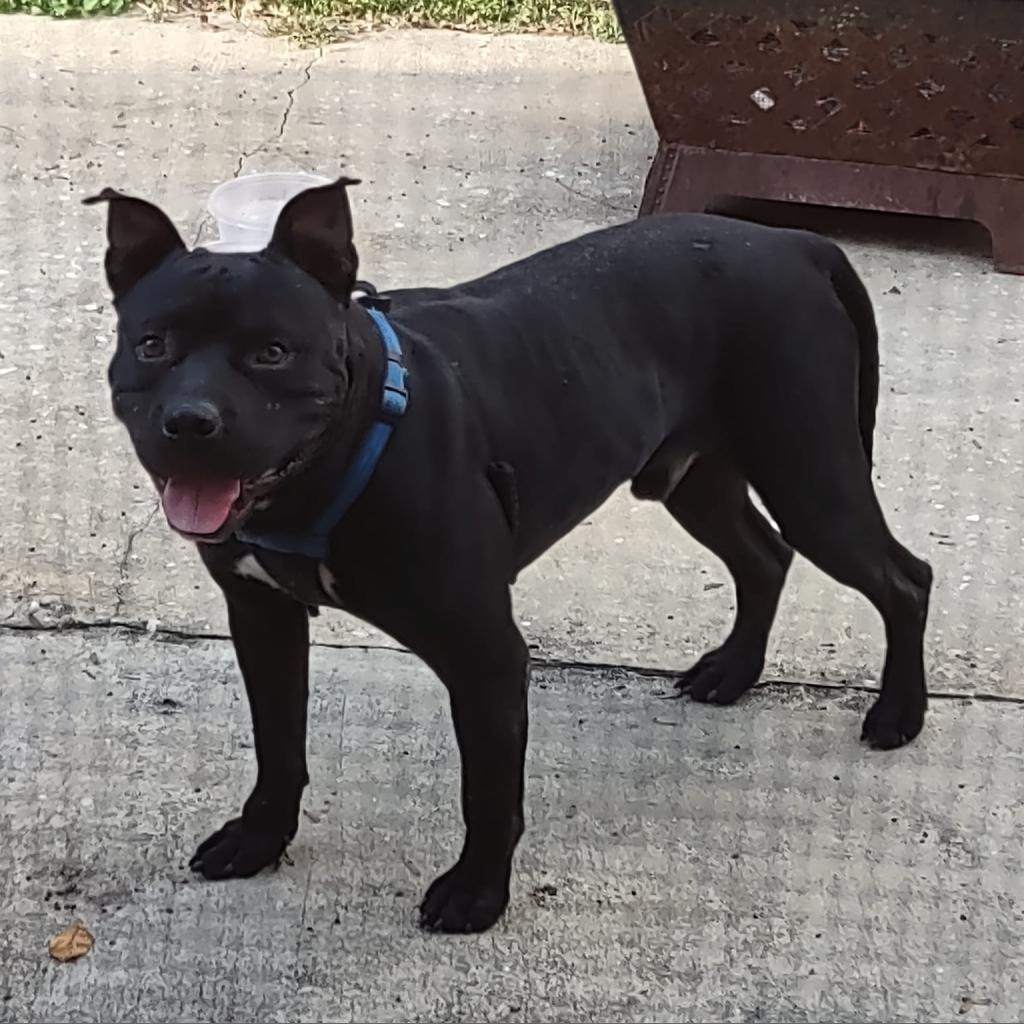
[200,239,264,254]
[208,171,330,246]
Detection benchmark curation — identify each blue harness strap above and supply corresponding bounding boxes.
[235,305,409,559]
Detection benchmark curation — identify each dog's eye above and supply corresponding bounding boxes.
[135,336,166,361]
[252,343,291,368]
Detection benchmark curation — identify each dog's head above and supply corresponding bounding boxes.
[86,177,362,542]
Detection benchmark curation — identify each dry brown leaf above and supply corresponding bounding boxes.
[48,920,94,962]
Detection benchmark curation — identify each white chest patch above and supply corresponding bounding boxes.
[317,564,342,604]
[677,452,699,481]
[234,553,286,593]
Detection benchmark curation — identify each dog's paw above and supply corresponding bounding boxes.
[418,863,509,934]
[675,644,764,705]
[861,697,925,750]
[189,817,291,880]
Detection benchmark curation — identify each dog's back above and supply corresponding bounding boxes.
[382,213,871,562]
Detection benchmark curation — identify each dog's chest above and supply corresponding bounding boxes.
[233,551,343,608]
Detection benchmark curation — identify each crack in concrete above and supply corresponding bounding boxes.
[0,617,1020,707]
[112,501,161,620]
[233,49,323,179]
[190,51,320,247]
[292,859,316,971]
[551,177,635,216]
[191,212,214,248]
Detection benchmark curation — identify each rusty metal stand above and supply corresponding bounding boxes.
[614,0,1024,275]
[641,144,1024,274]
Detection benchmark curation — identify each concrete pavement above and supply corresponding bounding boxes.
[3,629,1022,1022]
[0,12,1022,1022]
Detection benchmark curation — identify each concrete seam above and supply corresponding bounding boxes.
[0,618,1020,708]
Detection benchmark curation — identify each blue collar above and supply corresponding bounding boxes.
[235,304,409,560]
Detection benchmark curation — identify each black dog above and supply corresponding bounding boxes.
[87,177,932,933]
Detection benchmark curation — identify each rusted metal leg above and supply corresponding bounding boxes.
[615,0,1024,270]
[640,143,719,217]
[637,144,1024,276]
[984,210,1024,276]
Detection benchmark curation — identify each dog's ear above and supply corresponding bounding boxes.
[83,188,187,301]
[267,176,360,303]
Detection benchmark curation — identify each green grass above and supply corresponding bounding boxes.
[278,0,620,39]
[0,0,621,40]
[0,0,131,15]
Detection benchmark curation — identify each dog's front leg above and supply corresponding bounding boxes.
[190,579,310,880]
[418,625,529,934]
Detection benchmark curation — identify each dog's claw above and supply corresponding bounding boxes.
[860,697,925,750]
[189,817,290,880]
[418,863,509,934]
[675,644,764,705]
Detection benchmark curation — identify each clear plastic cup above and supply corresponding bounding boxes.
[200,239,262,253]
[207,171,331,246]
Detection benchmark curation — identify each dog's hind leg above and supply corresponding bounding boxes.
[664,458,793,705]
[736,313,932,748]
[748,446,932,749]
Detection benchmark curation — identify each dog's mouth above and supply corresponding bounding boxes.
[156,450,311,543]
[160,476,245,540]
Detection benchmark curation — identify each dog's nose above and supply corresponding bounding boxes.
[162,401,223,441]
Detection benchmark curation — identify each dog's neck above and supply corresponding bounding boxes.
[236,300,388,538]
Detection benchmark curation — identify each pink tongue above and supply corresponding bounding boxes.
[162,477,241,536]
